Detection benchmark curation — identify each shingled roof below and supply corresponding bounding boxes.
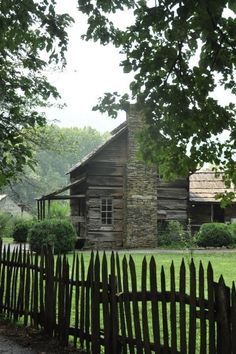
[190,171,236,202]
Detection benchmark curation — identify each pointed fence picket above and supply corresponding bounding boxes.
[0,244,235,353]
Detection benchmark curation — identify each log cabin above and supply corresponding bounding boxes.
[37,107,236,248]
[37,106,189,248]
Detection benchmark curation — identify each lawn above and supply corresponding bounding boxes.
[67,249,236,288]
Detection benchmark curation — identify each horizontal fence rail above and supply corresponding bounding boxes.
[0,245,235,353]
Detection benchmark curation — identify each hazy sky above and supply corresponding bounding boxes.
[45,1,133,132]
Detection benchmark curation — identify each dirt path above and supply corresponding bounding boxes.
[0,335,36,354]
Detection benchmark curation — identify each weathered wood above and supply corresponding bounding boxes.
[70,216,85,223]
[88,219,123,232]
[157,199,188,210]
[129,256,143,354]
[87,187,123,198]
[88,208,123,220]
[189,260,196,354]
[87,231,124,241]
[141,257,151,354]
[161,266,169,350]
[170,262,177,353]
[91,253,100,354]
[101,253,111,354]
[122,256,135,354]
[149,257,161,354]
[87,163,124,177]
[231,283,236,353]
[207,262,215,354]
[199,262,206,354]
[87,197,123,209]
[157,188,188,199]
[179,260,186,354]
[87,175,123,187]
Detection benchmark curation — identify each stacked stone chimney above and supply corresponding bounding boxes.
[124,106,157,248]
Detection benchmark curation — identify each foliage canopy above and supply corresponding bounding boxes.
[0,0,73,186]
[78,0,236,183]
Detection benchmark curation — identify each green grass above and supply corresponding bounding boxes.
[2,237,14,244]
[67,250,236,287]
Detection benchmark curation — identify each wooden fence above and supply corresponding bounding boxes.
[0,245,236,353]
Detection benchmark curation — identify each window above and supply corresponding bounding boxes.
[101,198,113,225]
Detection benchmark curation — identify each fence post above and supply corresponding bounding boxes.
[44,247,55,337]
[215,276,231,354]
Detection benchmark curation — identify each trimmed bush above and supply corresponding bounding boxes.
[228,223,236,244]
[196,223,233,247]
[12,219,34,243]
[29,219,77,254]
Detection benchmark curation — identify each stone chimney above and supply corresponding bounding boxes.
[124,106,157,248]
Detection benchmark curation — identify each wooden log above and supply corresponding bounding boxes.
[87,176,123,187]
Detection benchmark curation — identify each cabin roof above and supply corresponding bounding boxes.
[67,122,127,174]
[190,171,236,202]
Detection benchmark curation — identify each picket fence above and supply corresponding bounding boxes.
[0,245,235,353]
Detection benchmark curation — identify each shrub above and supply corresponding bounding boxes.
[157,220,186,246]
[29,219,77,254]
[12,219,34,243]
[196,223,233,247]
[228,223,236,244]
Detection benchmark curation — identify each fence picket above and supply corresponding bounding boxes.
[179,259,186,354]
[141,257,151,354]
[79,254,85,349]
[74,255,80,347]
[161,265,169,352]
[102,253,111,354]
[170,261,177,354]
[123,256,135,354]
[231,282,236,354]
[91,252,100,354]
[150,256,161,353]
[207,262,215,354]
[130,256,143,354]
[189,259,196,354]
[116,252,127,354]
[199,262,206,354]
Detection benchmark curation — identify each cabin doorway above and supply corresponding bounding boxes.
[212,203,225,223]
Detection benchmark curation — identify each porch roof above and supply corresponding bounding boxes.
[36,176,86,201]
[190,171,236,202]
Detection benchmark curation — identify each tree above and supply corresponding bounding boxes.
[4,125,108,212]
[0,0,73,186]
[78,0,236,185]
